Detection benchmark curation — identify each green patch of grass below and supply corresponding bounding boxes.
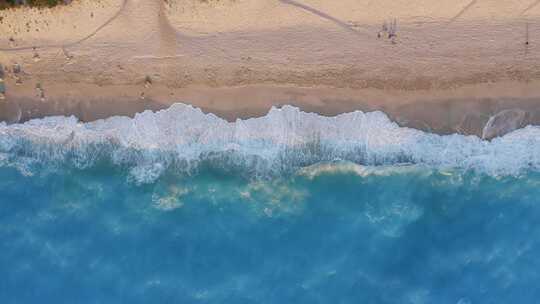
[0,0,66,9]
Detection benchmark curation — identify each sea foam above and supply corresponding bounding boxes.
[0,103,539,181]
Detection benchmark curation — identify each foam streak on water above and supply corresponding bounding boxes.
[0,103,539,181]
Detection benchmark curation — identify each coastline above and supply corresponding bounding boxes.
[1,0,540,138]
[2,80,540,138]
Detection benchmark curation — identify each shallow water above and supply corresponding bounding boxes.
[1,104,540,303]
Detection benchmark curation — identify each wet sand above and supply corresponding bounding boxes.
[2,79,540,139]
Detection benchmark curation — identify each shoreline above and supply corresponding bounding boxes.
[2,80,540,139]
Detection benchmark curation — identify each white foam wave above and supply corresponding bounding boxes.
[0,103,539,180]
[296,162,426,179]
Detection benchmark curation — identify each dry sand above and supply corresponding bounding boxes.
[1,0,540,137]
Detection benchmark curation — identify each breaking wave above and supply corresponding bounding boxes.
[0,103,539,182]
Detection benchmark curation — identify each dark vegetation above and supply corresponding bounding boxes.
[0,0,71,9]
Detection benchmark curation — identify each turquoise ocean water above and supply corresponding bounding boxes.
[1,104,540,303]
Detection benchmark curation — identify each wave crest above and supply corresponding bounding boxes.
[1,103,539,181]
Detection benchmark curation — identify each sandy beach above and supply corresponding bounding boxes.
[1,0,540,137]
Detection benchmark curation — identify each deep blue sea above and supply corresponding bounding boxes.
[1,104,540,303]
